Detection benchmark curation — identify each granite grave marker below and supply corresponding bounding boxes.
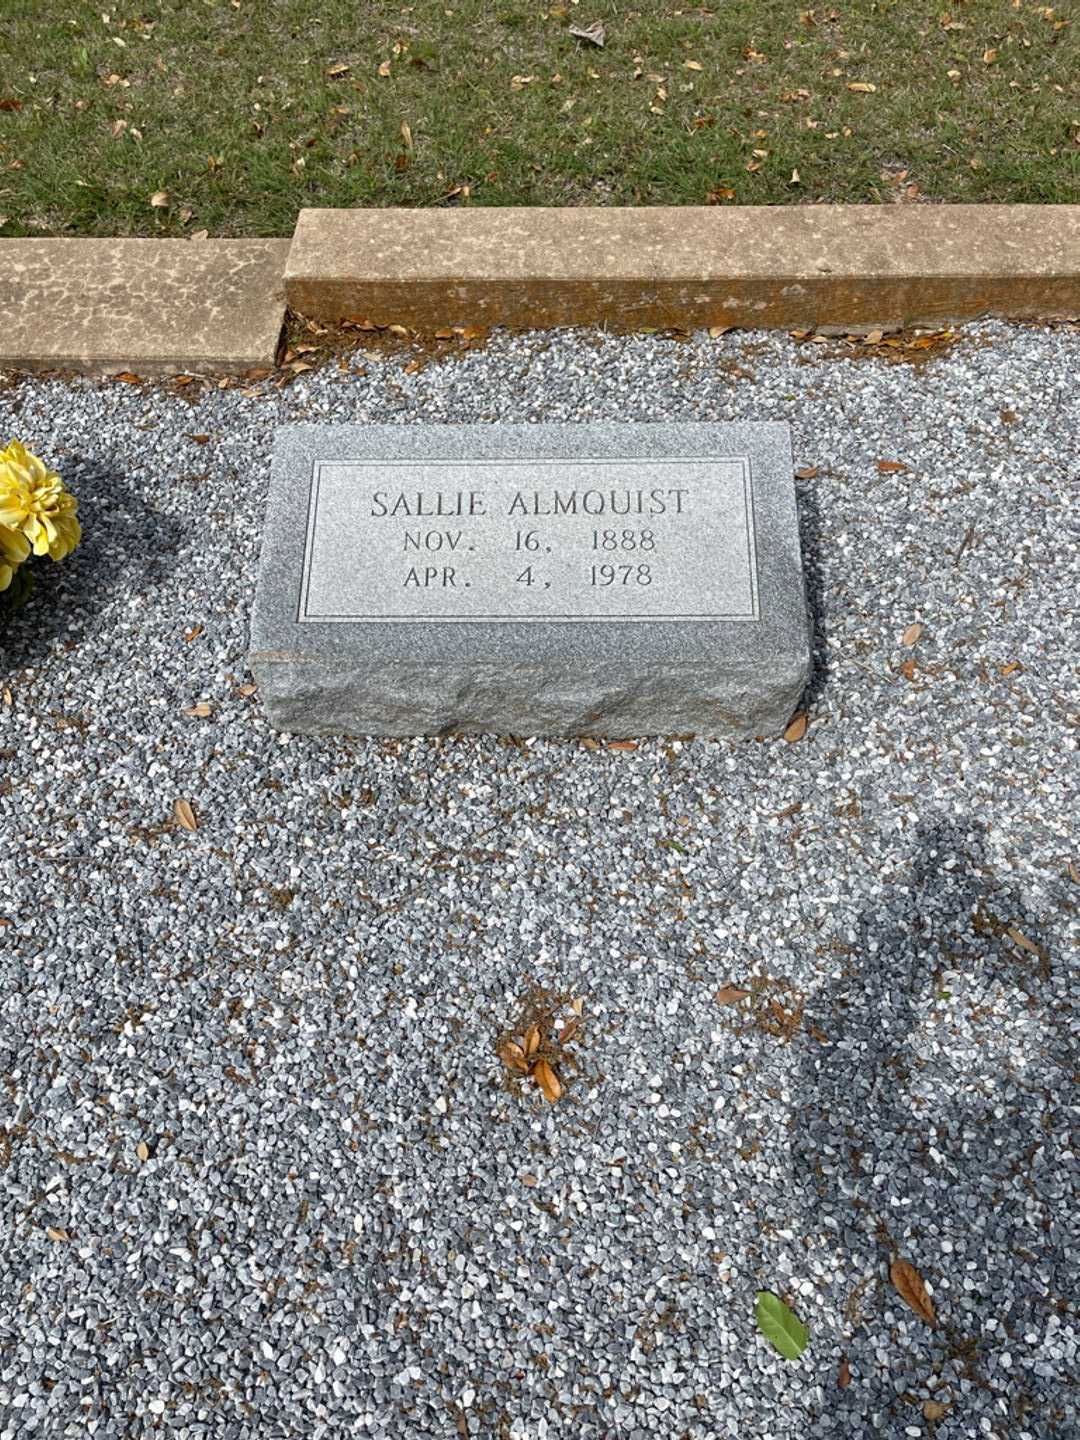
[250,422,810,737]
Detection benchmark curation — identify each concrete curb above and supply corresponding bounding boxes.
[0,238,289,377]
[286,205,1080,334]
[0,209,1076,377]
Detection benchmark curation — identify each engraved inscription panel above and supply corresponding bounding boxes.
[298,457,759,623]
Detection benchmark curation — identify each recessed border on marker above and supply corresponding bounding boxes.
[297,456,761,624]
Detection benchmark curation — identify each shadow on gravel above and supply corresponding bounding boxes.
[0,453,183,670]
[791,818,1073,1437]
[794,476,828,709]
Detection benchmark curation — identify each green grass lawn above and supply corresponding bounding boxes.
[0,0,1076,237]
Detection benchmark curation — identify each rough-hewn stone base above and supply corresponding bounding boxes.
[0,238,288,375]
[285,204,1080,333]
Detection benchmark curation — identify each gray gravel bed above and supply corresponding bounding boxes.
[0,320,1077,1440]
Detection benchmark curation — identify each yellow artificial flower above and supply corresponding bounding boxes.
[0,439,81,562]
[0,521,29,592]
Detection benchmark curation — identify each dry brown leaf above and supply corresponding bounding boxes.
[498,1040,529,1073]
[114,372,141,384]
[524,1025,540,1057]
[521,1173,538,1187]
[716,984,750,1005]
[559,1018,581,1045]
[784,712,808,743]
[136,1140,150,1162]
[326,62,350,76]
[400,121,413,150]
[847,81,877,92]
[890,1256,937,1326]
[897,656,918,681]
[579,737,600,750]
[173,799,198,832]
[1067,860,1080,886]
[46,1227,69,1242]
[569,20,605,46]
[983,48,998,63]
[533,1058,562,1102]
[923,1400,948,1422]
[183,624,203,643]
[999,661,1021,677]
[571,996,584,1016]
[187,433,211,445]
[901,622,924,647]
[184,702,211,717]
[1007,926,1045,958]
[608,740,639,751]
[237,683,257,697]
[837,1357,851,1389]
[795,465,819,480]
[377,59,392,77]
[876,459,910,473]
[684,59,703,70]
[708,324,731,338]
[149,189,170,207]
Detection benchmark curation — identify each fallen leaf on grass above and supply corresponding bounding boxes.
[533,1058,562,1102]
[901,622,924,647]
[783,712,808,743]
[377,59,392,77]
[173,799,198,832]
[0,98,24,112]
[149,190,170,208]
[569,20,605,46]
[755,1291,809,1359]
[325,62,350,77]
[890,1256,937,1326]
[716,984,750,1005]
[847,81,877,92]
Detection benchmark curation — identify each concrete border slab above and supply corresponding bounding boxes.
[285,204,1080,333]
[0,238,289,376]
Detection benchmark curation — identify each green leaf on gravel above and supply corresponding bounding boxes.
[755,1291,809,1360]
